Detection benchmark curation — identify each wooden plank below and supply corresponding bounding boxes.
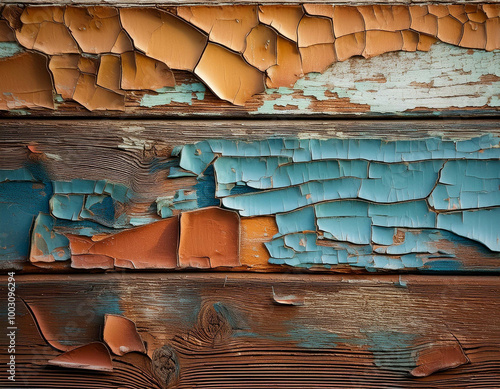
[1,119,499,273]
[1,5,499,117]
[2,1,496,6]
[2,273,500,387]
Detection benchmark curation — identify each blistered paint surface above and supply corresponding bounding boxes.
[0,5,499,111]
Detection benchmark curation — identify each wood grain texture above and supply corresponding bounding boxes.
[1,273,499,387]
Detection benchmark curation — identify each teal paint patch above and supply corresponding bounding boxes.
[372,226,396,245]
[0,42,23,58]
[50,194,84,221]
[275,207,316,237]
[317,216,372,245]
[423,259,463,271]
[51,179,132,228]
[429,160,500,210]
[31,213,70,262]
[140,83,206,107]
[359,160,443,203]
[365,331,418,371]
[437,208,500,251]
[368,201,436,228]
[287,327,339,349]
[0,181,52,262]
[0,167,35,182]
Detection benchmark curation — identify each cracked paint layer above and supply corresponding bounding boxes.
[0,4,498,110]
[2,134,499,273]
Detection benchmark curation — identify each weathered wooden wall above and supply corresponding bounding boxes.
[1,2,499,388]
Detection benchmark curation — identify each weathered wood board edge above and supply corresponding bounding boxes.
[1,273,499,388]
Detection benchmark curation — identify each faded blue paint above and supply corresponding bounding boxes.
[368,201,436,228]
[0,181,52,262]
[31,213,70,261]
[437,208,500,252]
[0,42,23,58]
[365,331,417,371]
[0,167,35,182]
[359,160,443,203]
[275,207,316,236]
[429,160,500,210]
[317,216,372,245]
[140,82,206,107]
[374,229,456,256]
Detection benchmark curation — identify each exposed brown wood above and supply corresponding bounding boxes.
[2,1,496,5]
[2,273,499,387]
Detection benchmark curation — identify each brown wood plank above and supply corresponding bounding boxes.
[1,273,499,387]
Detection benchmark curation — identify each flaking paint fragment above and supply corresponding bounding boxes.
[437,208,500,252]
[120,51,175,91]
[30,213,70,263]
[429,160,500,210]
[16,7,79,55]
[243,24,277,72]
[73,73,125,111]
[0,52,54,110]
[258,5,304,42]
[179,207,240,268]
[103,314,146,356]
[272,287,305,306]
[120,8,207,71]
[266,36,303,88]
[97,54,122,92]
[48,342,113,372]
[194,43,265,106]
[67,217,179,269]
[49,54,80,99]
[177,6,258,53]
[410,343,469,377]
[64,7,122,54]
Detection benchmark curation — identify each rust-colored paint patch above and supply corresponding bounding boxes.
[410,343,469,377]
[179,207,240,268]
[48,342,113,372]
[0,52,54,110]
[240,216,278,268]
[103,314,146,356]
[67,217,179,269]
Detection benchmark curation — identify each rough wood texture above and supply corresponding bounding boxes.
[1,119,499,273]
[1,273,499,387]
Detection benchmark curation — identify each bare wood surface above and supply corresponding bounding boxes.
[1,273,499,387]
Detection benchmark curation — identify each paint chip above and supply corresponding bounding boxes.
[410,343,469,377]
[0,52,54,110]
[120,8,207,71]
[179,207,240,268]
[103,314,146,356]
[120,51,175,91]
[195,43,264,106]
[48,342,113,372]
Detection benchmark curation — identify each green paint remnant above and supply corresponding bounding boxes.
[140,83,205,107]
[255,94,312,114]
[0,42,23,58]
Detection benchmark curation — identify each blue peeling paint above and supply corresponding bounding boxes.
[0,42,23,58]
[140,82,206,107]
